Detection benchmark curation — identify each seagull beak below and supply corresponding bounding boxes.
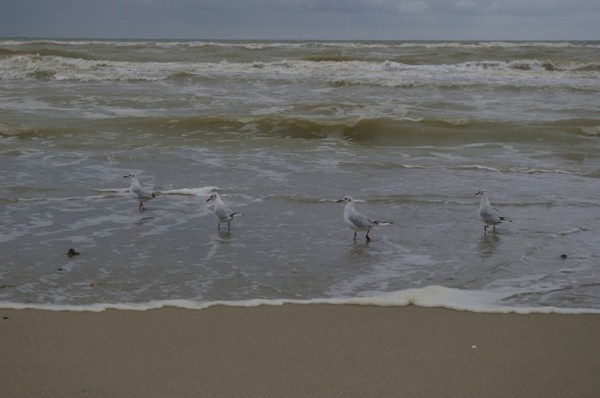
[336,199,344,203]
[206,197,212,202]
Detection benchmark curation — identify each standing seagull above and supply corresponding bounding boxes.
[206,192,243,231]
[476,190,510,233]
[336,195,393,242]
[123,173,156,213]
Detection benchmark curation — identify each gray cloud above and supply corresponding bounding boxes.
[1,0,598,40]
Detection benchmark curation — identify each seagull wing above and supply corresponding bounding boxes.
[214,205,233,222]
[346,210,373,230]
[480,206,503,224]
[131,184,154,200]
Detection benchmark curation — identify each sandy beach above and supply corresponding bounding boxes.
[1,304,599,398]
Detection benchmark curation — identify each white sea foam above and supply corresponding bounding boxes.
[160,187,218,196]
[1,286,598,314]
[452,164,500,172]
[93,188,131,194]
[557,227,587,236]
[94,186,217,196]
[1,53,598,91]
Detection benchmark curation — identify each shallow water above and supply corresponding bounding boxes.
[1,39,599,312]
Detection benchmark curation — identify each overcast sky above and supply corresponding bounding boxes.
[1,0,599,41]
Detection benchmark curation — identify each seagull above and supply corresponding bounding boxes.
[336,195,393,242]
[123,173,156,213]
[476,190,510,232]
[206,192,243,231]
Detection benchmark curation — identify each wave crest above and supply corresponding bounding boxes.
[2,51,599,88]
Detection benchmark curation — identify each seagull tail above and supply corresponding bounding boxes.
[231,212,244,218]
[500,217,512,223]
[374,220,393,226]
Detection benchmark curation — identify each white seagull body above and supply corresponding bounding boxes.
[337,195,392,242]
[123,173,156,213]
[476,190,510,232]
[206,192,243,230]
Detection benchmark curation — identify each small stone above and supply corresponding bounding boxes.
[560,254,567,259]
[67,248,80,258]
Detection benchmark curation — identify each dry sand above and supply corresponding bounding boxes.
[1,304,599,398]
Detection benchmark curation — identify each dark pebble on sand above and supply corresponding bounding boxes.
[560,254,568,259]
[67,248,80,258]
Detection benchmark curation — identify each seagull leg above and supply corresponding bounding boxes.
[366,230,371,242]
[353,231,357,241]
[139,202,144,213]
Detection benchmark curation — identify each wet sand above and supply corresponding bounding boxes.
[1,305,599,398]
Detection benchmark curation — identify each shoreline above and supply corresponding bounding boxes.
[2,304,599,398]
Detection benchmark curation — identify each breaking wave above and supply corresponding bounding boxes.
[4,115,598,149]
[1,50,599,91]
[2,285,599,314]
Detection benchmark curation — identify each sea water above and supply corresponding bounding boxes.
[1,39,599,313]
